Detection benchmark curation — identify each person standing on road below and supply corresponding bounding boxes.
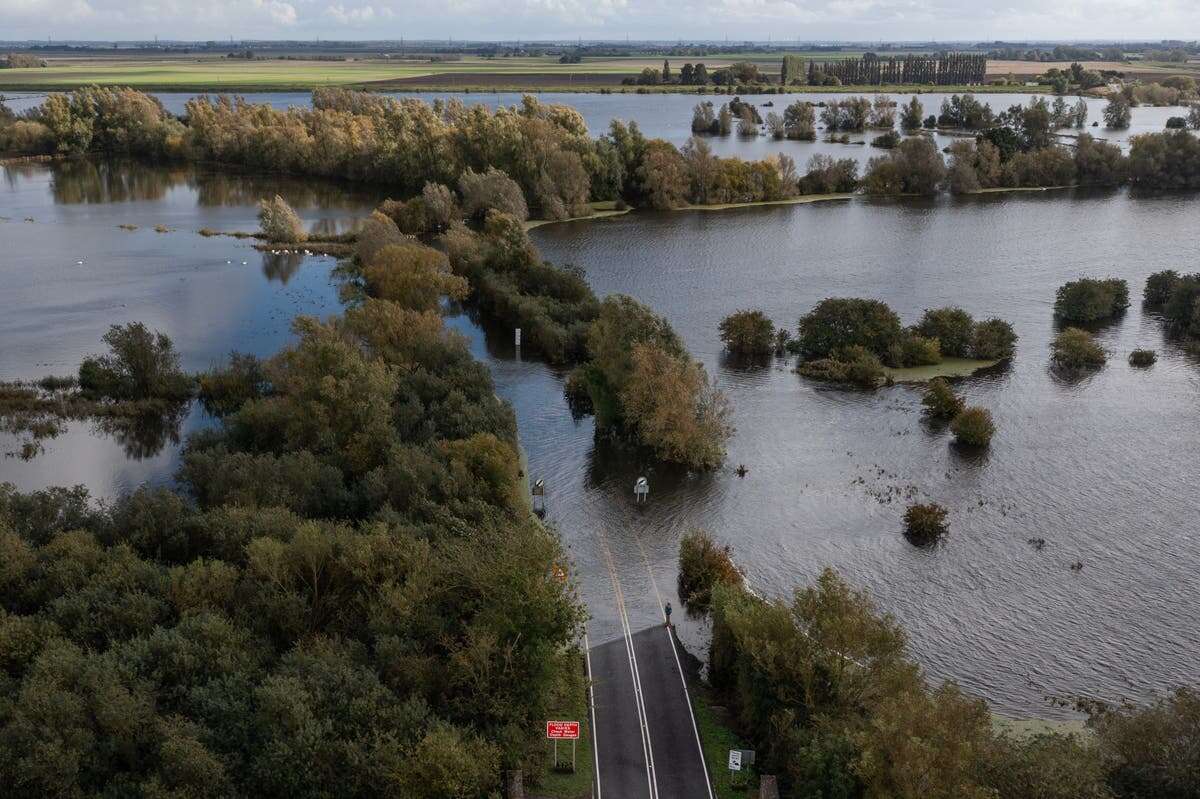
[664,601,673,627]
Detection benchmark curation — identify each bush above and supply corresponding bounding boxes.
[1129,349,1157,367]
[971,318,1018,360]
[889,333,941,368]
[797,346,886,388]
[870,131,901,149]
[77,323,193,401]
[1143,270,1181,307]
[256,195,306,243]
[1052,327,1107,369]
[458,167,528,222]
[862,136,946,196]
[420,181,458,231]
[361,243,468,312]
[950,406,995,447]
[915,307,975,358]
[1054,278,1129,322]
[198,353,267,416]
[355,210,406,265]
[922,378,965,420]
[797,298,902,360]
[678,530,743,612]
[718,310,775,356]
[904,502,949,542]
[0,119,54,154]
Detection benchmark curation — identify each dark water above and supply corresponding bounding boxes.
[0,159,386,493]
[3,90,1185,169]
[3,151,1199,719]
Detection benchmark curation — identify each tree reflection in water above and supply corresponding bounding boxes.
[91,400,190,460]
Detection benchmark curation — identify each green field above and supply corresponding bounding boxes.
[0,53,1026,94]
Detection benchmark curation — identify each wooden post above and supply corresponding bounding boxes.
[759,774,779,799]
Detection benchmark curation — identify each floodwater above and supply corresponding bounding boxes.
[2,103,1200,719]
[2,89,1186,169]
[0,159,385,493]
[459,191,1200,720]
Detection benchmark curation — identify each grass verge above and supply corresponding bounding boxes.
[690,680,757,798]
[536,648,595,799]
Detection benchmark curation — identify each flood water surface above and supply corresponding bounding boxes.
[2,153,1199,720]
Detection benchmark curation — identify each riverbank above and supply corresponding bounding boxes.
[526,193,855,230]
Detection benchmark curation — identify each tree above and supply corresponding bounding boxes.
[620,342,732,470]
[718,310,775,355]
[766,112,785,140]
[662,59,672,83]
[1054,278,1129,322]
[797,298,903,360]
[458,167,528,222]
[784,101,816,141]
[900,96,924,132]
[420,181,458,231]
[863,136,946,195]
[360,243,467,312]
[678,530,743,611]
[638,140,689,210]
[915,307,976,357]
[693,63,709,84]
[78,323,193,401]
[1104,96,1132,129]
[971,319,1018,360]
[781,54,805,85]
[680,63,696,85]
[257,195,306,243]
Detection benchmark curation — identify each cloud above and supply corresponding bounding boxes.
[0,0,1197,40]
[324,3,398,25]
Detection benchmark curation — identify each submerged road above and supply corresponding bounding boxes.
[589,532,714,799]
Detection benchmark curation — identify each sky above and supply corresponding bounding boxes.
[0,0,1198,44]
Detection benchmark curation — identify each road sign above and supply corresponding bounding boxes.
[728,749,742,771]
[546,721,580,740]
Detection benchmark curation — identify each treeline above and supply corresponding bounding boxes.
[806,53,987,87]
[0,222,587,795]
[0,87,852,216]
[683,533,1200,799]
[856,96,1200,195]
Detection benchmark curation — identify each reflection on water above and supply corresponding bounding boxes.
[91,401,191,460]
[0,159,385,496]
[261,250,305,283]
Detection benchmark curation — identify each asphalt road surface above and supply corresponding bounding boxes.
[589,535,714,799]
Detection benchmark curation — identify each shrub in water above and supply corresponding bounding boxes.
[904,502,949,542]
[1129,349,1157,367]
[915,307,975,357]
[886,333,942,368]
[718,309,776,356]
[257,195,306,243]
[1143,270,1180,307]
[797,298,902,360]
[1052,327,1107,369]
[1054,278,1129,322]
[78,323,193,401]
[971,318,1018,360]
[922,378,965,420]
[950,406,995,447]
[798,346,886,388]
[678,529,743,612]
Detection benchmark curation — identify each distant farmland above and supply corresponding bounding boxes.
[2,52,1184,93]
